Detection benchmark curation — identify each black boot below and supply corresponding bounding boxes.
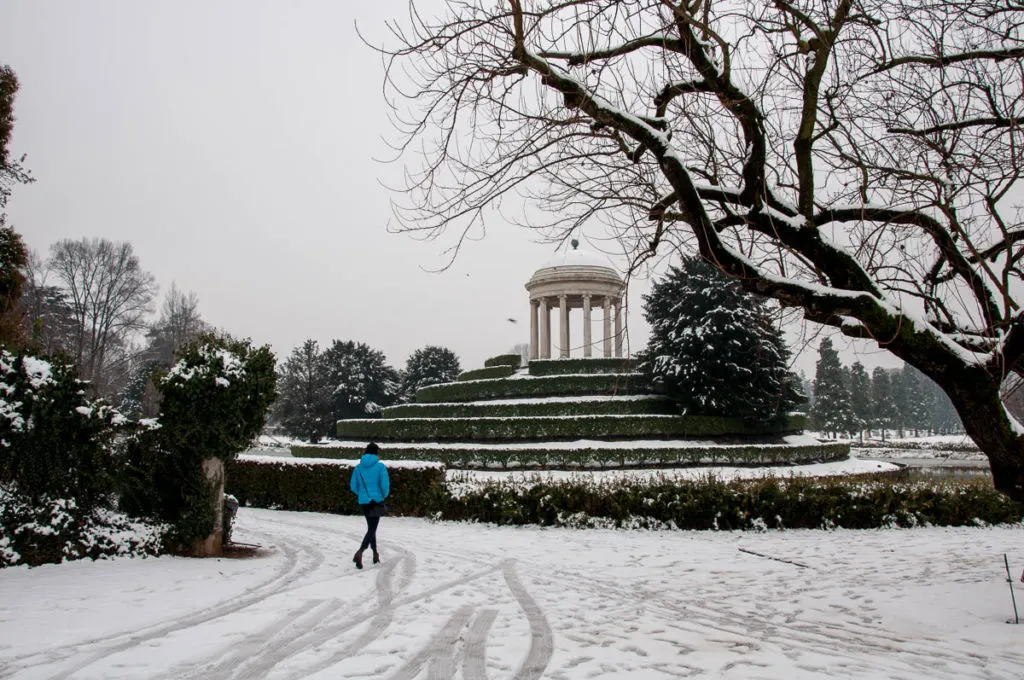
[372,550,380,564]
[353,551,363,570]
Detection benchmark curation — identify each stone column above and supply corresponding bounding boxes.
[602,296,612,358]
[582,294,592,358]
[193,457,225,557]
[614,297,623,357]
[559,294,569,358]
[529,299,539,360]
[539,297,550,359]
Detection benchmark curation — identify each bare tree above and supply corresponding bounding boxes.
[147,282,207,367]
[47,238,157,395]
[380,1,1024,500]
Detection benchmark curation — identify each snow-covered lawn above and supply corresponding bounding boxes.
[2,509,1023,679]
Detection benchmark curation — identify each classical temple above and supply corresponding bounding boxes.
[306,246,847,469]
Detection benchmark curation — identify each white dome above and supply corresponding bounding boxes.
[538,248,617,272]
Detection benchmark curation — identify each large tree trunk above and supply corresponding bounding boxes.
[939,370,1024,504]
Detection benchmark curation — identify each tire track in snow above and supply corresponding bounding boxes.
[273,549,418,680]
[462,609,498,680]
[387,606,474,680]
[0,532,320,680]
[502,560,554,680]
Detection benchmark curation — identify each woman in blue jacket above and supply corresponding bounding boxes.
[349,442,390,569]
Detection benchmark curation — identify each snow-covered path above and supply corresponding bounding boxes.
[1,509,1023,679]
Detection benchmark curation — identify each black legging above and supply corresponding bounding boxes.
[359,504,380,552]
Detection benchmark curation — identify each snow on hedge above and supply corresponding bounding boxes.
[237,453,443,469]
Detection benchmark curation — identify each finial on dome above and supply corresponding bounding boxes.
[571,238,579,250]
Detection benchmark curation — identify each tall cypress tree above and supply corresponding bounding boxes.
[638,257,803,421]
[871,367,898,440]
[810,338,855,437]
[848,361,872,439]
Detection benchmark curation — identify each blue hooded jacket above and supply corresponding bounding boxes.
[350,454,390,505]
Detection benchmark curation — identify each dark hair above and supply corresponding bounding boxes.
[365,442,379,455]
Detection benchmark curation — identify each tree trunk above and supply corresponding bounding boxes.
[192,457,225,557]
[944,377,1024,504]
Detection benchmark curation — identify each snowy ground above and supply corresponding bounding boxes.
[2,509,1023,679]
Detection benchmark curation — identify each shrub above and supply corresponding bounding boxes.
[527,358,635,376]
[382,396,677,419]
[337,413,807,442]
[456,366,517,382]
[0,483,166,567]
[294,439,846,469]
[437,474,1023,530]
[226,455,446,516]
[125,334,277,547]
[484,354,521,368]
[0,350,122,510]
[415,373,649,403]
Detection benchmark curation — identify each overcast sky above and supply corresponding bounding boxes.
[0,0,900,377]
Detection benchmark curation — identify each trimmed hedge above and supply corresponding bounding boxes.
[226,456,446,516]
[528,358,636,376]
[484,354,522,369]
[438,475,1023,530]
[337,413,807,442]
[382,397,678,419]
[415,373,650,403]
[457,366,517,382]
[295,440,846,470]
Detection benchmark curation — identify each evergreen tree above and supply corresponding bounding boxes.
[274,340,334,442]
[400,345,460,402]
[848,361,872,438]
[322,340,400,420]
[637,257,803,421]
[893,365,930,436]
[871,367,898,439]
[810,338,856,436]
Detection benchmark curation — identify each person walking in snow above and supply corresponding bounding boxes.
[349,442,390,569]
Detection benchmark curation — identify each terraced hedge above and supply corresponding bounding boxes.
[226,456,446,515]
[457,365,517,382]
[382,397,678,419]
[484,354,522,368]
[415,373,649,403]
[528,358,635,376]
[294,440,848,469]
[337,413,807,442]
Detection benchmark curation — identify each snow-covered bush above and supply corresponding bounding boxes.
[0,483,165,567]
[122,334,276,546]
[436,474,1023,530]
[0,350,123,509]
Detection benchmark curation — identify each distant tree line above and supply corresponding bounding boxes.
[272,342,460,442]
[809,337,963,439]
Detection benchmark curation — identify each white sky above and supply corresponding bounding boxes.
[0,0,900,377]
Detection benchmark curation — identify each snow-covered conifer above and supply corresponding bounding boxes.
[810,338,856,437]
[322,340,400,421]
[638,257,803,421]
[400,345,460,402]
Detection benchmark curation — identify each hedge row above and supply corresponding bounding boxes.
[484,354,522,368]
[226,457,446,515]
[224,458,1021,531]
[382,397,678,420]
[438,475,1023,530]
[337,413,807,442]
[528,358,636,376]
[294,440,846,470]
[456,366,517,382]
[415,373,650,403]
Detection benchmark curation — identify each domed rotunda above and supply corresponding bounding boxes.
[525,240,625,360]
